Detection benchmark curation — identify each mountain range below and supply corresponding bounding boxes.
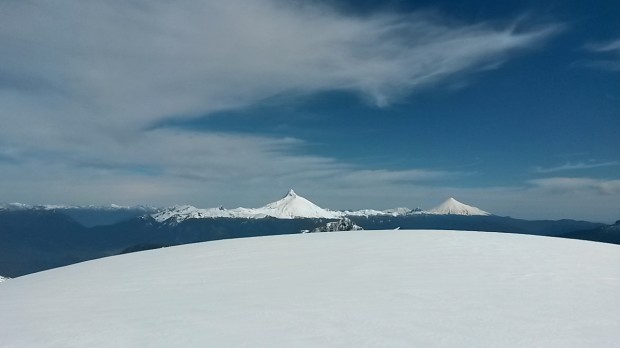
[1,190,617,278]
[152,190,493,223]
[2,189,491,225]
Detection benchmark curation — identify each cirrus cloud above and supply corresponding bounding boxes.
[534,160,619,173]
[0,0,561,207]
[576,38,620,72]
[529,177,620,195]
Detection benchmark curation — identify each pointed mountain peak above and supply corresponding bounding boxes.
[429,197,491,216]
[259,190,342,219]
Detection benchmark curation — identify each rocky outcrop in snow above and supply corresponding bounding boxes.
[311,218,363,232]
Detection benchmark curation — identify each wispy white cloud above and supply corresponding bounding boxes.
[586,39,620,52]
[534,160,619,173]
[0,0,561,210]
[0,127,459,207]
[577,38,620,72]
[0,0,560,121]
[529,177,620,195]
[572,60,620,72]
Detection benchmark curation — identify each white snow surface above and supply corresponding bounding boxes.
[0,276,8,283]
[428,197,491,216]
[1,230,619,347]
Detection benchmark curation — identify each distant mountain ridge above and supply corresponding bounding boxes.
[0,203,158,227]
[0,202,156,211]
[152,189,343,223]
[4,190,492,225]
[0,201,609,278]
[1,190,615,279]
[562,220,620,245]
[151,190,492,224]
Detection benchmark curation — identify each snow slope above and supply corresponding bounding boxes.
[0,276,8,283]
[1,230,618,347]
[428,197,491,216]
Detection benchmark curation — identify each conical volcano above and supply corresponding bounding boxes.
[428,197,491,216]
[257,189,343,219]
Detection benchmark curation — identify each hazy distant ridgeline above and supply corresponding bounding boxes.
[2,191,617,277]
[0,208,612,278]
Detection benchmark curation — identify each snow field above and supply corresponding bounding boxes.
[0,230,618,347]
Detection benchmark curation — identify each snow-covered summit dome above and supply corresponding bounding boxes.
[428,197,491,216]
[2,231,619,347]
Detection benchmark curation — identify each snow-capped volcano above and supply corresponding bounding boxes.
[256,189,342,219]
[428,197,491,216]
[152,190,343,222]
[151,193,495,223]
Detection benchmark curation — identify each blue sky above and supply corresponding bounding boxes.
[0,0,618,221]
